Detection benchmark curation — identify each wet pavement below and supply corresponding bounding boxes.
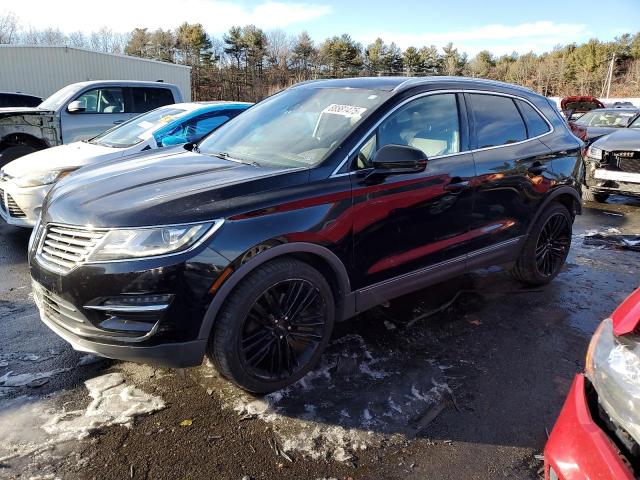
[0,195,639,480]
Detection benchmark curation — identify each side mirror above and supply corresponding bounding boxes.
[366,144,427,182]
[67,100,86,113]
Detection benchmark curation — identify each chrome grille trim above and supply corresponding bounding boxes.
[6,194,26,217]
[36,224,107,274]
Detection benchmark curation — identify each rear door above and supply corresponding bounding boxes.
[129,87,176,113]
[60,87,129,143]
[465,92,554,257]
[350,92,476,294]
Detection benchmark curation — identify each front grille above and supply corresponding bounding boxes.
[618,157,640,174]
[36,224,106,274]
[6,194,25,217]
[0,187,6,214]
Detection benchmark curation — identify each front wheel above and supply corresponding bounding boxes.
[510,203,573,285]
[0,144,38,168]
[207,258,335,393]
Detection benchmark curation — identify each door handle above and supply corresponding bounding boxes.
[444,178,470,194]
[113,120,125,125]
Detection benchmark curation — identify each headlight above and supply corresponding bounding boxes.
[586,318,640,446]
[86,220,223,262]
[14,169,77,188]
[586,146,603,160]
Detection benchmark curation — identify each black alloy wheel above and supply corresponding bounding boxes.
[511,202,573,285]
[240,279,326,380]
[208,258,335,393]
[535,212,571,277]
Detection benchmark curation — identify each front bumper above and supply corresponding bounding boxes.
[585,163,640,197]
[0,180,49,227]
[544,375,634,480]
[29,233,231,368]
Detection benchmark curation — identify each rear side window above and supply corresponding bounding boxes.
[130,88,175,113]
[468,94,526,148]
[516,100,550,138]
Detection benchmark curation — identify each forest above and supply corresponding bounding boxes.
[1,12,639,102]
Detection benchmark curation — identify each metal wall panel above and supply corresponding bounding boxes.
[0,46,191,101]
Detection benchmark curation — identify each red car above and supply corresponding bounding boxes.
[561,95,606,121]
[545,288,640,479]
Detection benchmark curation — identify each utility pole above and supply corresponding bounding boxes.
[602,54,615,99]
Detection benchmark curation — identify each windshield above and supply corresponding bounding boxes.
[90,107,187,148]
[198,87,391,168]
[39,84,81,110]
[575,110,638,128]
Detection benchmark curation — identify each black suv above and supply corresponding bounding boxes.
[29,77,583,393]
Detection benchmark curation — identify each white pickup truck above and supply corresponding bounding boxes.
[0,80,183,167]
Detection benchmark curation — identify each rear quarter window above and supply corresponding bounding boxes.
[468,94,527,148]
[516,100,551,138]
[130,87,175,113]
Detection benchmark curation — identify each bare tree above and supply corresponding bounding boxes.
[0,11,19,44]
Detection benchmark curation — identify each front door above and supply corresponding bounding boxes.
[61,87,131,143]
[350,93,476,296]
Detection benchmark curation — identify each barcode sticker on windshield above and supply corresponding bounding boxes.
[137,121,154,129]
[322,104,367,117]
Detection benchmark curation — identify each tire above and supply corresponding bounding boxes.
[207,258,335,393]
[582,187,609,203]
[0,144,38,167]
[510,203,573,286]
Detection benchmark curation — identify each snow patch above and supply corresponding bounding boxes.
[0,369,70,387]
[43,373,165,441]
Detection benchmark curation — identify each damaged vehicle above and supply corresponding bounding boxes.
[0,80,183,167]
[560,95,605,121]
[0,101,251,227]
[573,107,640,144]
[545,288,640,480]
[29,77,583,393]
[582,117,640,202]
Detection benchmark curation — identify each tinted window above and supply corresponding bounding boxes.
[131,88,175,113]
[75,88,125,113]
[353,94,461,170]
[469,94,526,148]
[516,100,550,138]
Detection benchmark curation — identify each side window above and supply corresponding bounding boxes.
[157,113,233,145]
[131,88,175,113]
[516,99,551,138]
[75,88,125,113]
[468,94,526,148]
[352,94,461,170]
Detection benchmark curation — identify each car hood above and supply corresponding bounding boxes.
[0,106,53,117]
[2,142,121,178]
[592,128,640,151]
[43,150,309,227]
[584,126,621,141]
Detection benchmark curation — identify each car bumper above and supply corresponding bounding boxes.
[544,374,634,480]
[29,234,231,368]
[0,181,49,227]
[586,168,640,197]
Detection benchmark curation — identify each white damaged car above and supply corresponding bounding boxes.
[0,101,251,227]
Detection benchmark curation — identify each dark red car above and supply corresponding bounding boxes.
[545,288,640,479]
[561,95,605,121]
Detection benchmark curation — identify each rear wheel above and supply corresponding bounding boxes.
[582,187,609,203]
[0,144,38,167]
[511,203,572,285]
[207,258,335,393]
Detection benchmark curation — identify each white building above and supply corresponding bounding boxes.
[0,45,191,101]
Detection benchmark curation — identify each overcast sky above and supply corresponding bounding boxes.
[5,0,640,56]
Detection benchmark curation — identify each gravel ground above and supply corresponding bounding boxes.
[1,195,639,480]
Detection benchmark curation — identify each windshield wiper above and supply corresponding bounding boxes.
[207,151,260,167]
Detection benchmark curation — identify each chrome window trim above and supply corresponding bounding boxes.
[330,89,554,177]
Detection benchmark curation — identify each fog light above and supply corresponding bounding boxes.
[85,294,174,313]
